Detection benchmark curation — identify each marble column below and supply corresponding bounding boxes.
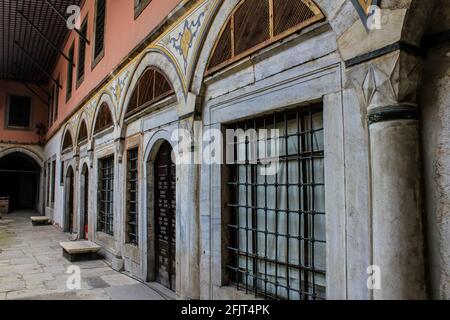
[176,93,201,299]
[351,51,427,299]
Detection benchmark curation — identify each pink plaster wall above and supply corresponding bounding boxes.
[0,80,48,144]
[47,0,181,138]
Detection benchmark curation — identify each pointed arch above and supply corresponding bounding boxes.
[125,67,174,118]
[91,93,117,139]
[205,0,324,75]
[94,102,114,134]
[119,50,183,138]
[77,119,89,145]
[61,125,74,153]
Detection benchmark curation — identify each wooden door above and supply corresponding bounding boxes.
[154,141,176,291]
[83,170,89,239]
[68,169,74,233]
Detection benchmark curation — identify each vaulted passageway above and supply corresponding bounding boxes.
[0,152,41,212]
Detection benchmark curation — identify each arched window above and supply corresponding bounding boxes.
[126,67,174,117]
[77,120,88,144]
[206,0,324,74]
[94,103,113,134]
[62,130,73,151]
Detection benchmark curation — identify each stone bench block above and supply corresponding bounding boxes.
[30,216,50,226]
[60,241,102,262]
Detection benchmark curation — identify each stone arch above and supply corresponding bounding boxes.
[141,129,179,284]
[90,92,117,141]
[60,123,75,154]
[119,50,183,137]
[189,0,333,96]
[0,147,44,168]
[189,0,430,96]
[75,112,91,146]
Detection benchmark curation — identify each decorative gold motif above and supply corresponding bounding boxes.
[181,26,193,60]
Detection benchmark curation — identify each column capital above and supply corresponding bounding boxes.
[347,50,422,117]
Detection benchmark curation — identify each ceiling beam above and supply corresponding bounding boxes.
[22,82,50,107]
[17,10,75,67]
[14,41,63,89]
[13,63,51,97]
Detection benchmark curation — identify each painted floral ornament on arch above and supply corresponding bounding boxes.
[351,0,381,31]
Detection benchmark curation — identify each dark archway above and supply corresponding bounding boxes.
[65,166,75,233]
[0,152,41,212]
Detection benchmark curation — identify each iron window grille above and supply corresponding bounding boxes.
[126,148,139,245]
[226,104,326,300]
[98,155,114,236]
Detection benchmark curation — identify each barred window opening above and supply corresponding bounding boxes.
[126,148,139,245]
[226,104,326,300]
[98,155,114,236]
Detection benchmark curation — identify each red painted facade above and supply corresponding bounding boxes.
[0,80,48,144]
[0,0,181,144]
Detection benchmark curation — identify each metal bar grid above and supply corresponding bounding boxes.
[126,148,139,245]
[226,104,326,300]
[98,156,114,236]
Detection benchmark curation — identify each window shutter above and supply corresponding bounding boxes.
[234,0,270,56]
[94,0,106,59]
[77,19,88,81]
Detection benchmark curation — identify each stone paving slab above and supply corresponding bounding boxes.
[0,211,167,300]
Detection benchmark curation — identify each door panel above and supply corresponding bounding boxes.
[154,141,176,291]
[68,170,74,233]
[84,171,89,240]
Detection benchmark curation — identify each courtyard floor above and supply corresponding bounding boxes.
[0,211,170,300]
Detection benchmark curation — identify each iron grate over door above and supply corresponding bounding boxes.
[154,141,176,291]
